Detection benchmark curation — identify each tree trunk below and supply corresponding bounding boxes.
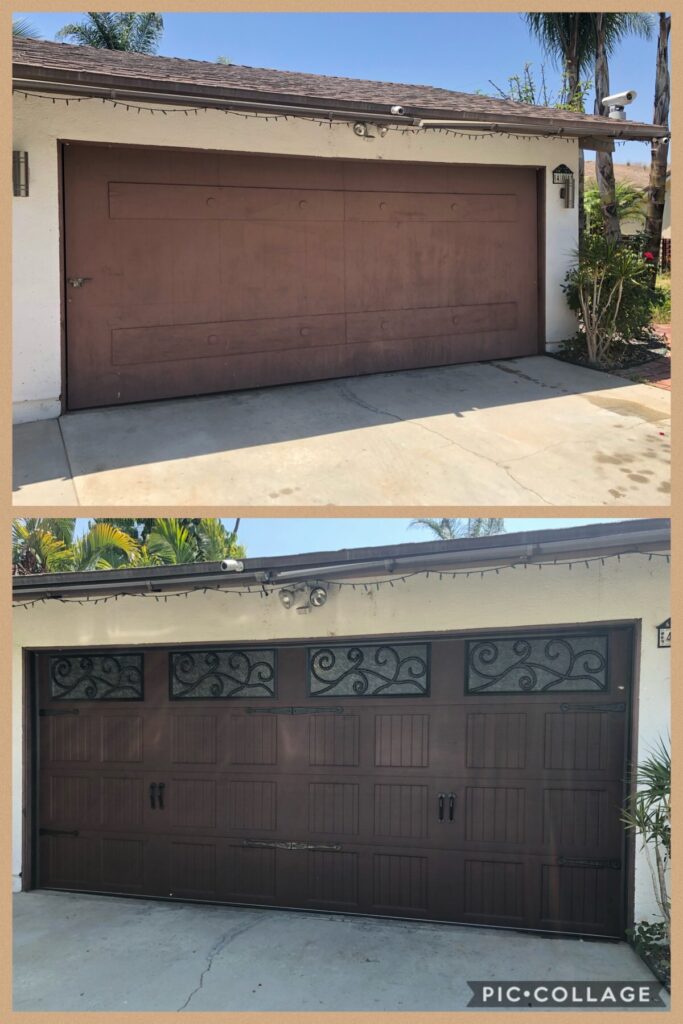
[565,17,585,237]
[593,15,621,243]
[644,13,671,283]
[578,151,585,239]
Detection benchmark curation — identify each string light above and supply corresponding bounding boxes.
[14,89,577,145]
[12,550,669,610]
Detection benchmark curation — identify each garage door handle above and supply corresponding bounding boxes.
[158,782,165,810]
[437,793,445,822]
[149,782,157,810]
[449,793,456,821]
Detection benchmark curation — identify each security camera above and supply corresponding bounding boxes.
[220,558,244,572]
[390,105,406,116]
[602,90,637,120]
[353,121,367,137]
[602,90,637,107]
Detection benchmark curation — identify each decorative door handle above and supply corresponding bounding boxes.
[449,793,456,821]
[158,782,165,810]
[149,783,157,810]
[437,793,445,822]
[67,277,92,288]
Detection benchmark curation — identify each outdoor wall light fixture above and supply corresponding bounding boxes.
[552,164,575,209]
[13,151,29,197]
[279,584,328,610]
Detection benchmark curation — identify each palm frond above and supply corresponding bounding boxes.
[146,519,198,564]
[13,18,40,39]
[56,12,163,52]
[71,522,140,571]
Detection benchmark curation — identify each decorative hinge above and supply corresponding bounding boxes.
[558,857,621,869]
[241,839,342,851]
[39,828,79,837]
[560,702,626,713]
[245,706,344,715]
[39,708,80,716]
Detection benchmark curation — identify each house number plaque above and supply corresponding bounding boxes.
[657,618,671,648]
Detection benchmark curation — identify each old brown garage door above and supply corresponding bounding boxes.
[63,143,540,410]
[35,628,632,937]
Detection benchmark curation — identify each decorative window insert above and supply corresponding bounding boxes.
[308,643,430,697]
[170,649,276,699]
[49,652,144,701]
[466,634,608,694]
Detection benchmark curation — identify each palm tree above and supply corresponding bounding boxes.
[409,518,505,541]
[56,12,163,53]
[69,522,141,570]
[584,180,647,235]
[13,18,40,39]
[12,518,136,573]
[592,14,653,243]
[523,13,653,239]
[644,13,671,282]
[12,518,245,574]
[12,519,75,575]
[523,15,594,108]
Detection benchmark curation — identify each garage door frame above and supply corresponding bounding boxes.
[56,139,547,414]
[21,619,637,937]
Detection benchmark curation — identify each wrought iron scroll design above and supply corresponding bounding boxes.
[170,649,276,699]
[466,635,608,694]
[308,643,429,697]
[49,652,143,700]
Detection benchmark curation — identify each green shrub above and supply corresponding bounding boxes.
[562,235,657,366]
[651,274,671,324]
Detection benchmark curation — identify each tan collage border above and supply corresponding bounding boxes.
[1,1,677,1021]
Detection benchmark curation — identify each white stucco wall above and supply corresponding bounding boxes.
[12,91,579,423]
[12,550,669,927]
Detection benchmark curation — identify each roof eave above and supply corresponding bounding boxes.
[12,63,668,142]
[11,521,670,600]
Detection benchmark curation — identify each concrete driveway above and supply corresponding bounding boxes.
[13,891,664,1012]
[13,356,671,506]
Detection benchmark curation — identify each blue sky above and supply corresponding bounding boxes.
[69,518,634,558]
[230,517,635,556]
[17,11,662,163]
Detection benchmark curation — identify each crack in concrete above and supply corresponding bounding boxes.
[177,917,261,1012]
[336,380,553,502]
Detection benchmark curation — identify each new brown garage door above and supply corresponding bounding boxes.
[35,627,631,937]
[63,144,540,410]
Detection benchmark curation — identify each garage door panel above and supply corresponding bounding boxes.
[218,151,346,191]
[41,713,94,765]
[64,145,539,409]
[541,784,623,853]
[344,190,518,223]
[346,302,518,344]
[462,855,528,927]
[218,220,346,320]
[82,331,512,408]
[539,861,622,935]
[343,222,531,313]
[305,849,361,910]
[41,770,97,829]
[222,844,277,902]
[109,182,346,222]
[111,314,347,366]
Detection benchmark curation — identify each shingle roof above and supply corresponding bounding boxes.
[13,38,667,141]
